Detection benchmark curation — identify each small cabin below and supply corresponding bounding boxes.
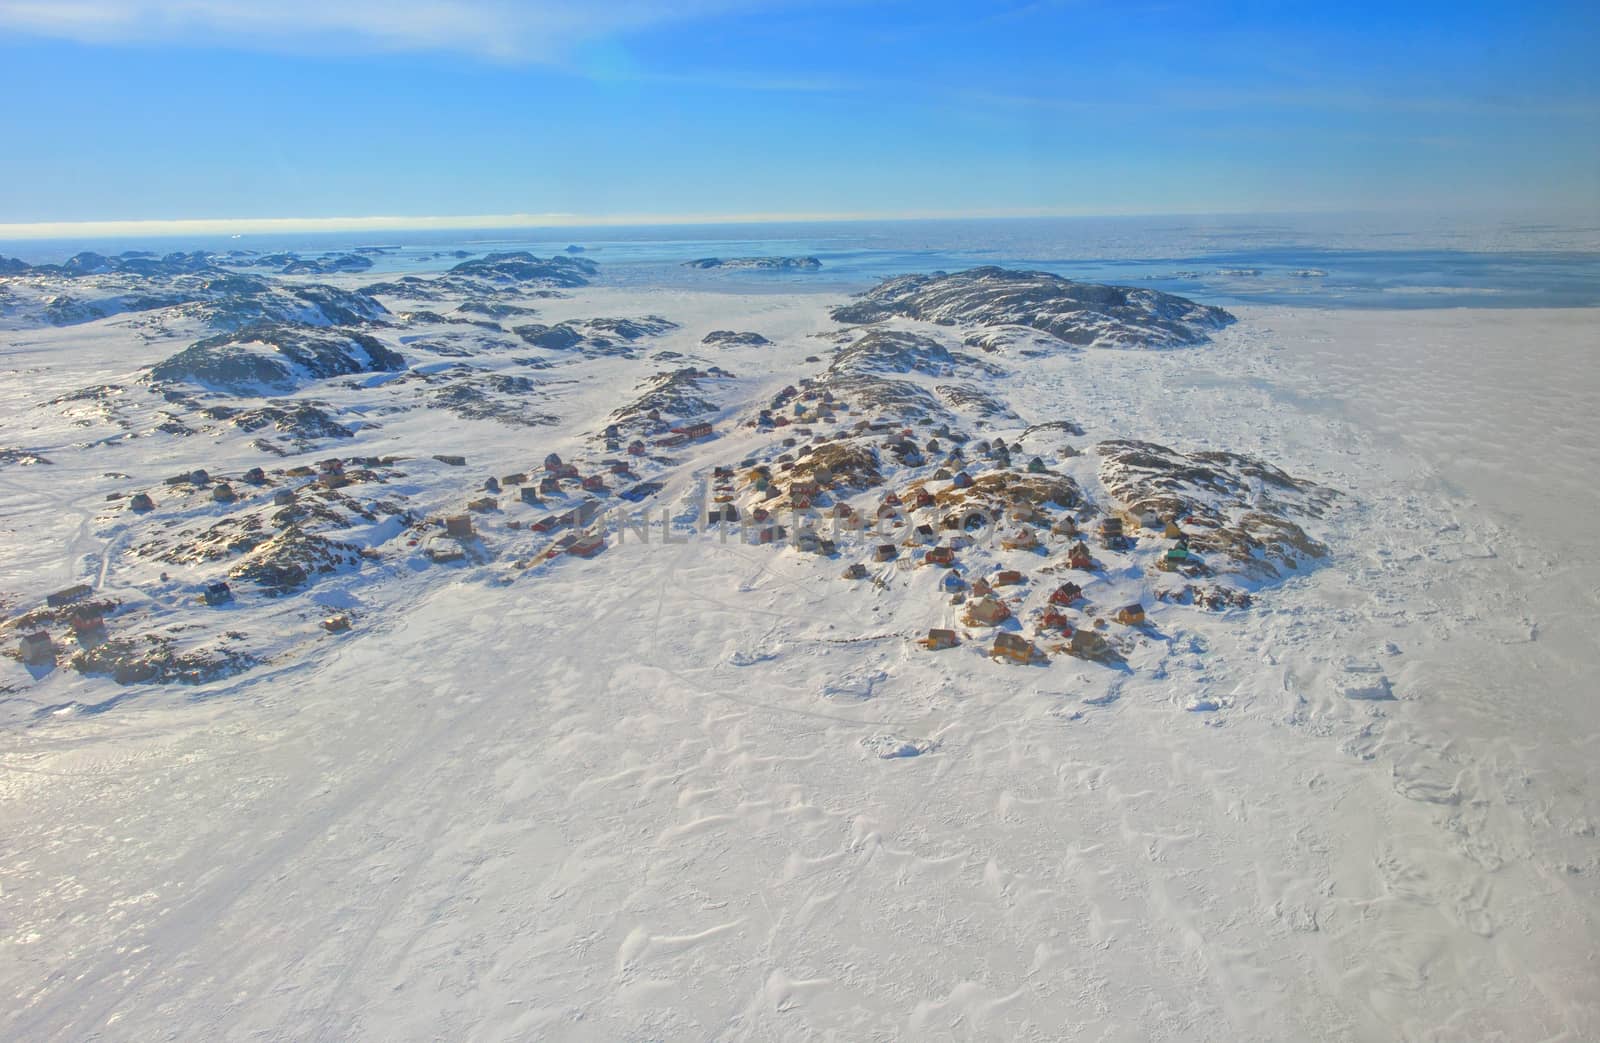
[992,632,1035,664]
[581,475,608,493]
[1099,517,1124,537]
[567,534,605,558]
[1027,456,1047,474]
[19,630,55,665]
[273,490,296,506]
[932,468,953,481]
[544,452,564,471]
[925,546,955,567]
[433,455,467,467]
[502,472,528,486]
[874,544,898,562]
[321,615,351,633]
[483,476,501,493]
[940,571,966,593]
[445,514,474,540]
[922,628,959,651]
[1140,511,1163,530]
[842,562,869,580]
[628,440,647,456]
[1051,516,1077,536]
[212,484,236,503]
[467,496,497,513]
[202,581,232,606]
[539,476,562,495]
[243,467,267,484]
[1115,603,1146,626]
[994,569,1024,587]
[952,471,974,489]
[911,488,935,509]
[129,492,155,512]
[1067,541,1094,569]
[1164,519,1184,539]
[520,486,542,506]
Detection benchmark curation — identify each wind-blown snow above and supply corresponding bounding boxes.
[1,274,1597,1041]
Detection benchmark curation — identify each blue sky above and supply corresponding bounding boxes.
[1,0,1596,231]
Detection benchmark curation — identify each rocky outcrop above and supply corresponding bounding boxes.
[148,322,406,395]
[431,374,558,427]
[832,267,1234,350]
[828,329,996,379]
[702,330,771,347]
[228,401,354,442]
[609,368,724,430]
[446,252,597,287]
[1096,439,1335,580]
[513,316,678,356]
[227,527,364,592]
[279,254,374,275]
[684,256,821,271]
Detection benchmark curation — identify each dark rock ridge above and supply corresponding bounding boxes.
[279,254,375,275]
[227,401,354,442]
[148,321,406,395]
[446,252,597,286]
[702,330,771,347]
[832,266,1234,350]
[430,373,558,427]
[513,316,678,356]
[683,256,822,271]
[609,367,728,431]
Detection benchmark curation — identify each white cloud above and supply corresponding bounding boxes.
[0,1,765,61]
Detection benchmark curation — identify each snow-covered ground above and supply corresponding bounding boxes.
[2,288,1597,1040]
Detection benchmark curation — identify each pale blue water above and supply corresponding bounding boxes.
[4,214,1598,308]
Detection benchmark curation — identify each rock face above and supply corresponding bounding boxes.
[1096,439,1335,580]
[832,266,1234,350]
[148,322,406,395]
[702,330,771,347]
[683,257,822,271]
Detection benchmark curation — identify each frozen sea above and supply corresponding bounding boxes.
[5,211,1600,308]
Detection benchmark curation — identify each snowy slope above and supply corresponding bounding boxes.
[1,265,1597,1041]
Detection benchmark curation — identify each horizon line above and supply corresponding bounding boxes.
[0,204,1433,242]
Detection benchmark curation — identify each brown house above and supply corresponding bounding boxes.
[965,595,1010,626]
[992,632,1035,664]
[922,628,959,650]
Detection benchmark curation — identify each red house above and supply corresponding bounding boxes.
[672,421,713,440]
[1049,582,1083,606]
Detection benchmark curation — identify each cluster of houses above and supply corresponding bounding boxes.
[687,401,1214,669]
